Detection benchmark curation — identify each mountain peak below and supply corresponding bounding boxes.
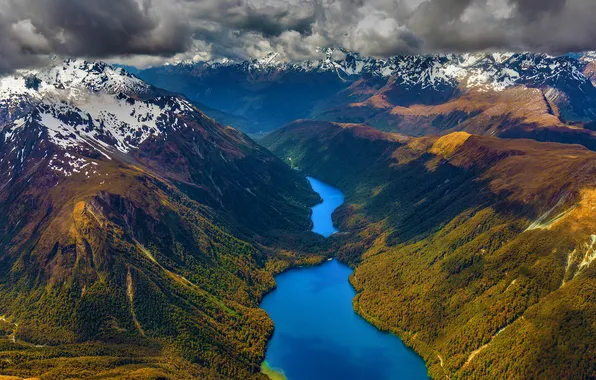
[0,59,154,111]
[1,58,200,171]
[184,50,596,93]
[254,52,283,67]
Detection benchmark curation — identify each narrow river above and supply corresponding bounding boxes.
[261,177,429,380]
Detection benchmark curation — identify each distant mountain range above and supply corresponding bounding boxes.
[137,50,596,146]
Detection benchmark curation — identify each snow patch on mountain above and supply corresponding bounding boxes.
[48,153,99,177]
[0,59,198,174]
[190,49,596,93]
[19,94,192,154]
[0,59,152,105]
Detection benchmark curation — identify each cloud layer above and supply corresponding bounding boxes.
[2,0,596,71]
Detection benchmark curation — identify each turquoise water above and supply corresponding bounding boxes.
[306,177,344,237]
[261,178,429,380]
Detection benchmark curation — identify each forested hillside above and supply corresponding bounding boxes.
[264,120,596,379]
[0,60,323,379]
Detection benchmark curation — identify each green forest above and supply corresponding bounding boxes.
[264,121,596,379]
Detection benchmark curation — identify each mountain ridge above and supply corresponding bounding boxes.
[137,50,596,142]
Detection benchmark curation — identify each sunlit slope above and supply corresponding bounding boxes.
[263,120,596,379]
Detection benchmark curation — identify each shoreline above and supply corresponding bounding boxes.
[261,361,287,380]
[260,176,427,380]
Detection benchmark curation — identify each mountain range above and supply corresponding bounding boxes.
[137,50,596,148]
[0,50,595,380]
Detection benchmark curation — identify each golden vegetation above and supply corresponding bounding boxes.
[0,116,323,378]
[264,122,596,379]
[429,132,471,159]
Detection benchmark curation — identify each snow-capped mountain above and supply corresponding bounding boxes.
[0,57,315,222]
[0,58,321,236]
[0,58,320,379]
[0,59,153,119]
[0,59,209,182]
[179,49,595,92]
[137,50,596,134]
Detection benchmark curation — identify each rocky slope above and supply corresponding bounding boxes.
[0,59,321,379]
[263,120,596,379]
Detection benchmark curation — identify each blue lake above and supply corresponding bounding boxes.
[261,177,429,380]
[306,177,344,237]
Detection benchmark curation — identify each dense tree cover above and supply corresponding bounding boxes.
[264,121,596,379]
[0,117,324,378]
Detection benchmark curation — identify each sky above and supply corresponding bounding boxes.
[1,0,596,72]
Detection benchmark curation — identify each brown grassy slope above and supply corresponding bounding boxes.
[315,83,596,151]
[385,87,564,135]
[0,110,321,378]
[263,122,596,379]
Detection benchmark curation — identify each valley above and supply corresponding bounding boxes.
[260,178,428,380]
[264,122,596,379]
[0,53,594,380]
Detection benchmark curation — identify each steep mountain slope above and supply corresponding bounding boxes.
[138,51,596,150]
[0,60,321,379]
[263,121,596,379]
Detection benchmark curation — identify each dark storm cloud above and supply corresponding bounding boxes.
[0,15,44,73]
[370,0,596,55]
[510,0,567,20]
[0,0,192,72]
[228,7,316,37]
[13,0,191,54]
[3,0,596,71]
